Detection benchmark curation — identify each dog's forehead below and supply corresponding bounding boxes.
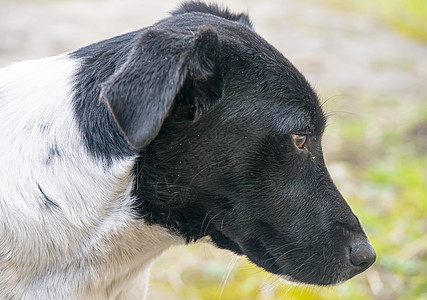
[266,76,326,135]
[210,21,326,134]
[220,94,326,136]
[219,47,326,135]
[158,12,326,134]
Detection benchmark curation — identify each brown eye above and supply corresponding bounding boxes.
[291,134,307,149]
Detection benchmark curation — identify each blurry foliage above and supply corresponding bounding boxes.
[323,94,427,299]
[319,0,427,43]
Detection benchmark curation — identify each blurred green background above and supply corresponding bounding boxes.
[1,0,425,299]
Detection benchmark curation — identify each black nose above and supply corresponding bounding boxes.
[350,242,376,269]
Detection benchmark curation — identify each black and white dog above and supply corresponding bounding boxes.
[0,1,376,298]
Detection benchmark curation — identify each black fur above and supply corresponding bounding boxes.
[100,27,222,148]
[71,1,375,285]
[71,32,139,164]
[171,1,253,29]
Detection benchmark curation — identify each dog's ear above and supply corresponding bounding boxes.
[101,26,222,148]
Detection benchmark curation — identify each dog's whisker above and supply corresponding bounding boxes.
[217,255,238,300]
[199,208,214,237]
[290,253,317,278]
[264,246,307,270]
[188,160,225,185]
[220,215,226,231]
[260,273,277,291]
[320,94,345,108]
[204,209,225,236]
[325,110,357,118]
[281,282,296,300]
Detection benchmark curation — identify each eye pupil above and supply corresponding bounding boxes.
[292,134,307,149]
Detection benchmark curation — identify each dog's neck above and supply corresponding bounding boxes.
[74,218,183,299]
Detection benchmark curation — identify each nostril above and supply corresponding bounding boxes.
[350,242,376,269]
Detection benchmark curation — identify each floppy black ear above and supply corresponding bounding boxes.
[100,26,222,148]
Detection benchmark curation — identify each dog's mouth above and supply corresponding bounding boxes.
[236,237,283,274]
[209,230,282,274]
[209,230,244,255]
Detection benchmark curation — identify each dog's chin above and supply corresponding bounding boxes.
[208,231,353,286]
[236,237,284,275]
[209,232,285,277]
[243,242,359,286]
[240,242,349,286]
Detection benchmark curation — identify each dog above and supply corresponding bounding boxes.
[0,1,376,299]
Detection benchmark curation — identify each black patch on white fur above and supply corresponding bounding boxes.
[100,27,222,148]
[37,184,59,209]
[69,2,252,162]
[38,121,51,133]
[70,32,139,164]
[45,145,61,165]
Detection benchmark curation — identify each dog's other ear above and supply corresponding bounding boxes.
[100,26,222,148]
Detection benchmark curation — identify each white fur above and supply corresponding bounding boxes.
[0,56,183,299]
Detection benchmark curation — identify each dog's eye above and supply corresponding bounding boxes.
[291,134,307,149]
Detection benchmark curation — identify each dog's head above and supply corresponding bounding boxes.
[100,2,375,285]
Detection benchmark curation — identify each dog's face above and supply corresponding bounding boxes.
[101,4,375,286]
